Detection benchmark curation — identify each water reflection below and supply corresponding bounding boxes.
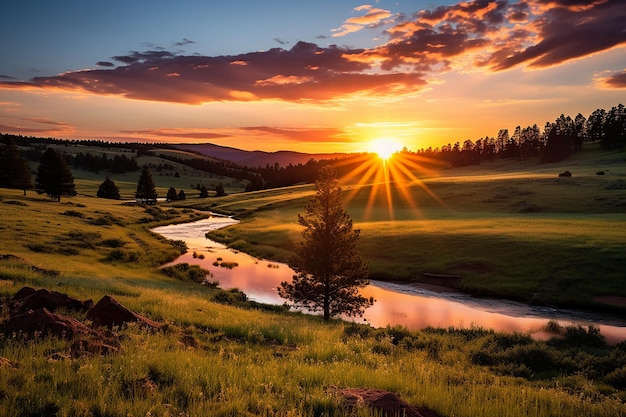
[153,216,626,343]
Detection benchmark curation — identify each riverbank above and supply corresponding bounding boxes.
[175,154,626,318]
[152,215,626,343]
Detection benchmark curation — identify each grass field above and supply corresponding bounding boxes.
[179,146,626,312]
[1,144,626,416]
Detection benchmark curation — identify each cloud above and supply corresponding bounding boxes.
[0,74,17,80]
[174,38,195,47]
[120,129,232,140]
[600,69,626,88]
[0,41,426,104]
[358,0,625,75]
[1,0,623,106]
[332,4,394,37]
[274,38,289,46]
[0,118,72,135]
[22,117,71,127]
[240,126,345,143]
[491,0,626,70]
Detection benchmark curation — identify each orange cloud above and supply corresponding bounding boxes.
[332,5,394,37]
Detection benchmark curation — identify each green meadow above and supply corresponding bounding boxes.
[185,146,626,312]
[1,145,626,416]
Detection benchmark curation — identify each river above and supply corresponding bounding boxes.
[153,216,626,343]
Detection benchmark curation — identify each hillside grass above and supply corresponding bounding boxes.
[189,147,626,312]
[1,145,626,416]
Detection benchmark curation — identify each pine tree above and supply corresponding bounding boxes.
[0,137,32,195]
[215,183,226,197]
[199,185,209,198]
[177,189,186,200]
[166,187,178,202]
[278,166,373,320]
[135,166,158,204]
[97,177,120,199]
[35,148,76,201]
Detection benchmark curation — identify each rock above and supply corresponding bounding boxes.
[9,287,93,315]
[338,388,440,417]
[87,295,161,330]
[558,170,572,177]
[70,333,121,357]
[0,356,18,370]
[3,308,94,339]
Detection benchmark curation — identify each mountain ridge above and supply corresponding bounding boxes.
[174,142,350,167]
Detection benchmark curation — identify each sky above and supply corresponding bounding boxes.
[1,0,625,153]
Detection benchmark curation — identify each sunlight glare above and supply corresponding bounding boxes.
[369,138,403,161]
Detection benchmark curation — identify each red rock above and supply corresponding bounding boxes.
[339,388,440,417]
[3,308,94,339]
[10,287,92,315]
[86,295,161,329]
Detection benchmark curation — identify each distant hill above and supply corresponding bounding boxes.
[174,143,349,167]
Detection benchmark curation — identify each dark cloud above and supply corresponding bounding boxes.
[22,117,71,127]
[373,0,626,73]
[492,0,626,70]
[0,120,71,134]
[0,74,17,80]
[241,126,344,142]
[174,38,195,47]
[274,38,289,46]
[601,70,626,88]
[96,61,115,67]
[0,41,426,104]
[112,50,175,64]
[120,129,231,139]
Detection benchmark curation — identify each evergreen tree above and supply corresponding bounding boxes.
[177,189,186,200]
[278,166,373,320]
[166,187,178,202]
[215,183,226,197]
[97,177,120,199]
[135,166,158,204]
[35,148,76,201]
[199,185,209,198]
[0,137,32,195]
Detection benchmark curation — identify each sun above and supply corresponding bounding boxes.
[369,138,403,161]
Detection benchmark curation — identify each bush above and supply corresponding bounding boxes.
[61,210,84,218]
[213,288,248,306]
[106,249,140,263]
[161,263,211,283]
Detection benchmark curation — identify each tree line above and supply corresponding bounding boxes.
[1,103,624,195]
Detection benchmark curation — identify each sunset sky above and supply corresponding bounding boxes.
[1,0,625,153]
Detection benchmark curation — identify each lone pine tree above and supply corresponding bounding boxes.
[97,177,120,200]
[135,166,158,204]
[279,165,373,320]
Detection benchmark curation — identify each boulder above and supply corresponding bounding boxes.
[10,287,92,315]
[3,308,94,339]
[339,388,440,417]
[86,295,161,330]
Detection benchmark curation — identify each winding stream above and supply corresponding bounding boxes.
[153,216,626,343]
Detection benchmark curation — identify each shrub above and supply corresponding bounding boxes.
[61,210,84,218]
[101,238,125,248]
[213,288,248,306]
[167,239,187,254]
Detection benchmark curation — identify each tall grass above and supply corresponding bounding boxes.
[1,149,626,416]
